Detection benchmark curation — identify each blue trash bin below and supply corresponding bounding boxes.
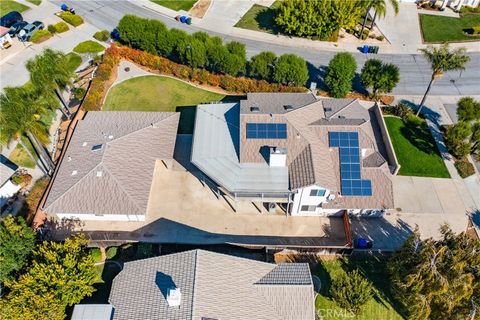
[362,45,369,54]
[180,16,187,23]
[61,3,68,11]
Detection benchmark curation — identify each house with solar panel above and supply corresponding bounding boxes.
[191,93,396,216]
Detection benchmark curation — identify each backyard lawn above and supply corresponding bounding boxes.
[384,116,450,178]
[150,0,196,11]
[234,2,280,33]
[8,136,38,169]
[0,0,29,13]
[103,76,233,134]
[315,258,405,320]
[419,13,480,43]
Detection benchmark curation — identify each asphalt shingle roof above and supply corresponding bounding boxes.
[44,111,179,216]
[109,250,315,320]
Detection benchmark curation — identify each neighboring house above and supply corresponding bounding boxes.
[108,249,316,320]
[42,111,180,221]
[439,0,479,10]
[192,93,394,216]
[0,155,20,210]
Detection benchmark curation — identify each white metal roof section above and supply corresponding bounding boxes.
[191,103,289,196]
[71,304,113,320]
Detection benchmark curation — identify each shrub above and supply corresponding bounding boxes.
[30,29,52,44]
[454,159,475,178]
[472,26,480,35]
[406,114,425,127]
[93,30,110,41]
[59,11,84,27]
[325,52,357,98]
[106,247,118,259]
[361,59,400,99]
[54,21,69,33]
[330,269,373,314]
[376,35,385,41]
[460,6,480,14]
[90,248,102,262]
[393,102,414,119]
[248,51,276,81]
[73,40,106,54]
[73,87,86,100]
[361,29,369,40]
[445,122,472,159]
[11,174,32,187]
[47,24,56,33]
[273,53,309,86]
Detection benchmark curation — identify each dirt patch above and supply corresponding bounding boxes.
[188,0,211,19]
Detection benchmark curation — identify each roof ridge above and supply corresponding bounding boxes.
[44,163,102,211]
[101,164,144,214]
[326,98,358,119]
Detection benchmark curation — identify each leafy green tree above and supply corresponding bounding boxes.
[417,44,470,116]
[273,54,309,86]
[225,41,247,75]
[389,225,480,320]
[176,37,207,68]
[0,86,55,173]
[0,216,35,287]
[248,51,277,81]
[360,58,400,99]
[0,234,98,320]
[330,269,373,314]
[325,52,357,98]
[360,0,399,39]
[26,48,75,119]
[445,121,472,159]
[471,122,480,158]
[457,97,480,122]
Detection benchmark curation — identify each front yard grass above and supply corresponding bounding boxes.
[0,0,29,14]
[150,0,197,11]
[63,52,82,73]
[103,76,230,134]
[419,13,480,43]
[234,2,280,34]
[384,116,450,178]
[315,258,405,320]
[8,136,38,169]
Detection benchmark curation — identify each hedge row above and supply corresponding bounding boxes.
[117,15,309,86]
[59,11,84,27]
[47,21,69,34]
[30,29,52,44]
[82,44,306,111]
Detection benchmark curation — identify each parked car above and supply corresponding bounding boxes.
[8,21,28,37]
[0,11,23,28]
[18,21,44,42]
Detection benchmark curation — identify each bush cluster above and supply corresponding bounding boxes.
[454,159,475,178]
[117,15,309,86]
[48,21,69,34]
[73,40,106,54]
[82,44,306,111]
[30,29,52,44]
[59,11,84,27]
[93,30,110,42]
[460,6,480,14]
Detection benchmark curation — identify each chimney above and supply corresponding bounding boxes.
[269,147,287,167]
[166,287,181,307]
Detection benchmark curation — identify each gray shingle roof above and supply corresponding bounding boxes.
[44,111,179,216]
[109,250,315,320]
[240,92,317,114]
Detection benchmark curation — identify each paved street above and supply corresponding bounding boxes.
[50,0,480,96]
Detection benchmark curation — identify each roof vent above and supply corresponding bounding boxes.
[96,171,103,177]
[91,144,103,151]
[67,156,72,162]
[250,105,260,113]
[166,287,181,307]
[82,142,87,147]
[108,135,114,140]
[338,115,346,119]
[324,107,332,112]
[283,105,293,111]
[71,170,78,176]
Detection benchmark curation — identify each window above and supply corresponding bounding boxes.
[310,189,326,197]
[301,205,316,212]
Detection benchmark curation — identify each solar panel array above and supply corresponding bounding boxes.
[246,123,287,139]
[329,131,372,196]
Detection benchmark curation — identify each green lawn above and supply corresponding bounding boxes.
[73,40,105,54]
[234,2,280,34]
[315,258,405,320]
[103,76,229,134]
[384,116,450,178]
[8,137,38,169]
[63,52,82,73]
[419,13,480,43]
[0,0,29,14]
[150,0,196,11]
[26,0,41,5]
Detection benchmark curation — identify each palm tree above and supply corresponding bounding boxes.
[359,0,399,40]
[0,87,56,174]
[416,43,470,116]
[26,49,76,119]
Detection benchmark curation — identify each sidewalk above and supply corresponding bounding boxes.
[134,0,480,54]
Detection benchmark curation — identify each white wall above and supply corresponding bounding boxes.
[291,185,330,216]
[56,213,145,221]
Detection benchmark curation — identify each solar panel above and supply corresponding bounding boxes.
[329,131,372,197]
[246,123,287,139]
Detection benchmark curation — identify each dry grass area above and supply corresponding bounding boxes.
[188,0,211,18]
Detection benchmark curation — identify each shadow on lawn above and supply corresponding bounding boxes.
[255,6,280,34]
[400,119,439,155]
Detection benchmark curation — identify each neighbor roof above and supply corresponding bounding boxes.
[0,155,18,187]
[109,249,315,320]
[44,111,179,216]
